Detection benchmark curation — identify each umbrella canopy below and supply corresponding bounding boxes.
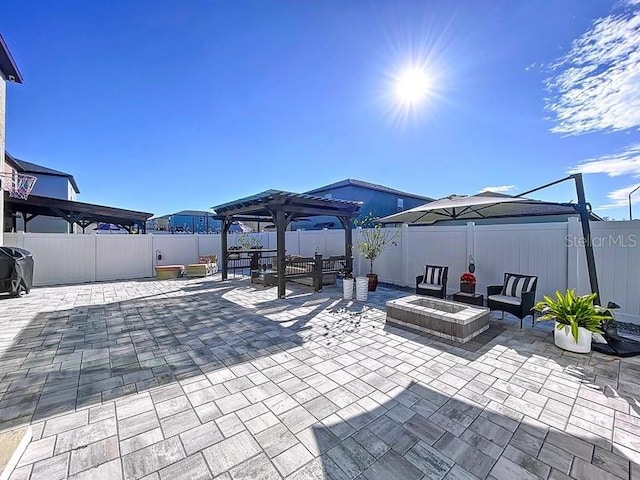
[380,194,583,224]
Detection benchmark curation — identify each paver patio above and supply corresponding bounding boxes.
[0,275,638,480]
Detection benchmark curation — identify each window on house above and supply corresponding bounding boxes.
[397,198,404,210]
[324,193,332,199]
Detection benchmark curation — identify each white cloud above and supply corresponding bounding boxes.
[570,142,640,176]
[478,185,516,193]
[545,4,640,135]
[599,182,640,209]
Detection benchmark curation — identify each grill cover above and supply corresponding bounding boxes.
[0,247,34,295]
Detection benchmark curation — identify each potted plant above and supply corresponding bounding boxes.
[533,290,609,353]
[460,273,476,294]
[355,213,399,291]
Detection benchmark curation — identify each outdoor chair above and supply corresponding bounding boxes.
[487,273,538,328]
[416,265,448,298]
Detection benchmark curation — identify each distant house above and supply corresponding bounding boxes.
[4,153,81,233]
[148,210,221,234]
[290,178,433,230]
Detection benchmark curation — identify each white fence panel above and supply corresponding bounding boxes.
[406,226,468,291]
[96,235,152,281]
[197,235,222,260]
[571,219,640,322]
[152,235,198,269]
[474,223,568,301]
[5,233,96,286]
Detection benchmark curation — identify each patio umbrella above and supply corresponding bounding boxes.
[379,193,582,225]
[379,174,601,304]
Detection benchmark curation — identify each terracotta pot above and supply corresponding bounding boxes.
[367,274,378,291]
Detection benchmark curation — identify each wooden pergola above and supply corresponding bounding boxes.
[212,190,361,298]
[4,192,152,234]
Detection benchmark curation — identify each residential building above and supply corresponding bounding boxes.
[0,34,23,245]
[149,210,221,233]
[4,153,81,233]
[290,178,433,230]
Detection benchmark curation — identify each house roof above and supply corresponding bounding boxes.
[0,34,23,84]
[5,152,80,193]
[305,179,433,202]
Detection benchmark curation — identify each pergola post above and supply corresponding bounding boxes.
[275,209,288,299]
[221,216,231,280]
[339,216,353,275]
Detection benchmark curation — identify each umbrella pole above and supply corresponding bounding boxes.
[572,173,600,304]
[517,174,600,304]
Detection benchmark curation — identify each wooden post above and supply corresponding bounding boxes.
[339,217,353,275]
[221,216,230,280]
[313,253,322,292]
[275,210,287,298]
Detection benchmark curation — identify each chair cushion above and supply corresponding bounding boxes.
[418,282,442,291]
[488,294,522,306]
[424,266,444,286]
[501,274,536,297]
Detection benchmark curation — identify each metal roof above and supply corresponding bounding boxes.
[0,34,23,84]
[212,189,361,219]
[5,152,81,194]
[305,179,433,202]
[4,192,153,229]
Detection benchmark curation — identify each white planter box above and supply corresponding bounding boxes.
[554,321,592,353]
[355,276,368,301]
[343,278,354,300]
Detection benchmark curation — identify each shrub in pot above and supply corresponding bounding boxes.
[355,213,399,291]
[533,290,609,353]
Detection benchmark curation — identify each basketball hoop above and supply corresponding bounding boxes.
[0,172,37,200]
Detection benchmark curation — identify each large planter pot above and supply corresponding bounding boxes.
[460,282,475,294]
[367,274,378,292]
[343,278,354,300]
[356,276,368,301]
[554,321,592,353]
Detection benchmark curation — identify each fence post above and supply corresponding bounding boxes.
[466,221,475,271]
[402,224,410,287]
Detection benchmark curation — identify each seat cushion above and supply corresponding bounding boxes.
[501,274,536,297]
[488,294,522,306]
[418,282,442,291]
[424,266,444,285]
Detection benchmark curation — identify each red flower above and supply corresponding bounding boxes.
[460,273,476,284]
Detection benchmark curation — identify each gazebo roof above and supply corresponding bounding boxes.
[212,190,361,219]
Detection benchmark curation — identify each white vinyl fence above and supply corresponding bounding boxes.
[5,218,640,323]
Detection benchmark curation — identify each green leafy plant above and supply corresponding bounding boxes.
[355,213,400,275]
[238,233,263,250]
[533,290,608,343]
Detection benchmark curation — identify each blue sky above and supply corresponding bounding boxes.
[2,0,639,219]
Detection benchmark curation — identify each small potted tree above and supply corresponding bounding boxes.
[355,213,399,291]
[533,290,609,353]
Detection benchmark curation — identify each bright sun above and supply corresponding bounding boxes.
[395,68,431,105]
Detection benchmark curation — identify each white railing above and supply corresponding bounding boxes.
[5,218,640,323]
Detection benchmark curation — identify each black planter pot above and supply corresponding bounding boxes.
[460,282,475,294]
[367,274,378,291]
